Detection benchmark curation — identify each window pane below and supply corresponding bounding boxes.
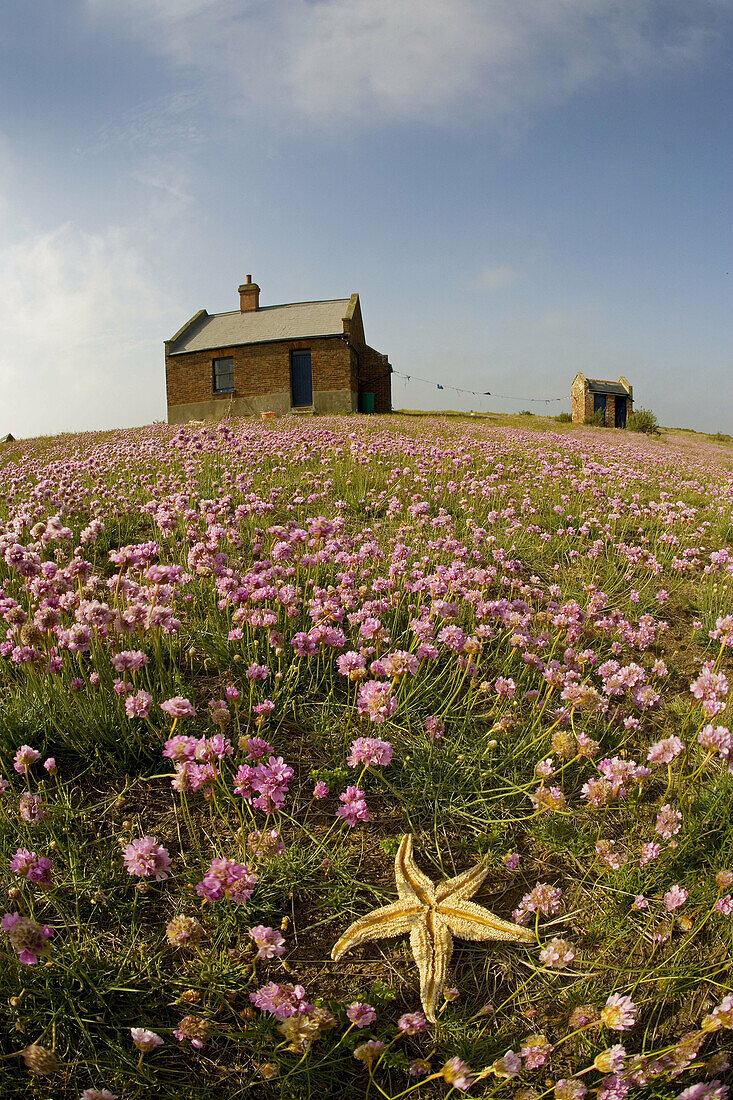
[213,357,234,393]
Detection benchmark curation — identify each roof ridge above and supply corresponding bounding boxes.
[210,298,351,318]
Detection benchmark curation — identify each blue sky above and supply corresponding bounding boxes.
[1,0,732,436]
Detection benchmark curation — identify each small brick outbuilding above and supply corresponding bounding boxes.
[165,278,391,423]
[571,373,633,428]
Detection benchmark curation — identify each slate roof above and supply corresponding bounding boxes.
[587,380,630,396]
[168,299,351,355]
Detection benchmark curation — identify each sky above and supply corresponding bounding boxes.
[1,0,732,437]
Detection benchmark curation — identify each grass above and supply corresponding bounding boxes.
[0,413,731,1099]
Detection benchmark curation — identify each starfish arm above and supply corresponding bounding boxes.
[410,912,453,1023]
[438,899,536,943]
[434,859,490,904]
[331,900,423,960]
[395,834,436,904]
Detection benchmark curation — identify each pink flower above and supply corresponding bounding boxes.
[9,848,51,885]
[250,982,312,1021]
[504,852,520,870]
[521,1035,553,1069]
[18,792,47,824]
[655,804,682,840]
[130,1028,163,1053]
[715,895,733,915]
[122,837,171,881]
[600,993,637,1031]
[347,1002,377,1028]
[13,745,40,773]
[125,690,152,718]
[440,1057,473,1090]
[81,1091,118,1100]
[347,737,393,768]
[664,885,688,911]
[195,858,257,903]
[539,938,574,968]
[160,697,196,718]
[1,912,53,964]
[336,786,370,826]
[647,737,684,764]
[356,680,397,723]
[398,1011,429,1033]
[249,925,286,959]
[313,780,329,799]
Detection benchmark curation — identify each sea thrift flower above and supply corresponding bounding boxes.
[354,1040,385,1067]
[632,895,649,910]
[13,745,40,773]
[656,804,683,840]
[336,786,370,826]
[130,1028,163,1053]
[398,1011,429,1033]
[702,994,733,1031]
[347,737,393,768]
[43,757,56,775]
[601,994,637,1030]
[81,1090,118,1100]
[598,1075,631,1099]
[122,837,171,881]
[250,982,312,1021]
[125,690,152,718]
[569,1005,599,1028]
[160,697,196,718]
[18,792,47,824]
[492,1050,522,1078]
[593,1045,627,1073]
[639,842,660,867]
[356,680,397,723]
[249,925,286,959]
[173,1015,212,1049]
[424,715,445,741]
[504,851,520,870]
[195,858,257,904]
[9,848,51,885]
[664,885,689,911]
[1,912,54,964]
[647,737,684,763]
[555,1080,588,1099]
[540,938,574,968]
[521,1035,553,1069]
[440,1057,473,1090]
[347,1002,377,1027]
[313,780,329,799]
[715,895,733,915]
[166,914,204,948]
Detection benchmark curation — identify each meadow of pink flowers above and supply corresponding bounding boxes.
[0,415,731,1099]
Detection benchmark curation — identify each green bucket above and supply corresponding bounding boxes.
[359,391,375,414]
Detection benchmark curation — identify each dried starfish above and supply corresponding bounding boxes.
[331,834,534,1021]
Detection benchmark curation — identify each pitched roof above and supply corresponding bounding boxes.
[587,380,630,396]
[168,299,351,354]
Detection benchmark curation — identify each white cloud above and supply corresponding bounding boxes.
[86,0,729,130]
[0,222,174,437]
[476,264,518,290]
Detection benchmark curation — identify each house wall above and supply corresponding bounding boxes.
[165,336,355,423]
[358,345,392,413]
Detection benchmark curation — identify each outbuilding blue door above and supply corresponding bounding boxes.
[291,351,312,407]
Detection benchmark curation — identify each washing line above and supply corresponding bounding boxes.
[392,371,565,404]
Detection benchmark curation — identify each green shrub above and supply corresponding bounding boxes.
[555,411,572,423]
[627,407,660,435]
[518,409,533,416]
[590,408,607,427]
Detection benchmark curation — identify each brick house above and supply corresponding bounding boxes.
[571,373,633,427]
[165,277,391,423]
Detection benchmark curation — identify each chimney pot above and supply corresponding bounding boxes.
[238,276,260,312]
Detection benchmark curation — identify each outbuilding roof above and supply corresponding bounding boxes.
[587,380,630,396]
[168,299,351,355]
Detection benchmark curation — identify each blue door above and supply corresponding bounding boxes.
[291,351,312,407]
[615,399,627,428]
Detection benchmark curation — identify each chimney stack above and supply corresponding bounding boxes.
[238,274,260,312]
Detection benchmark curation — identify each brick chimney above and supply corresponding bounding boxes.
[238,274,260,312]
